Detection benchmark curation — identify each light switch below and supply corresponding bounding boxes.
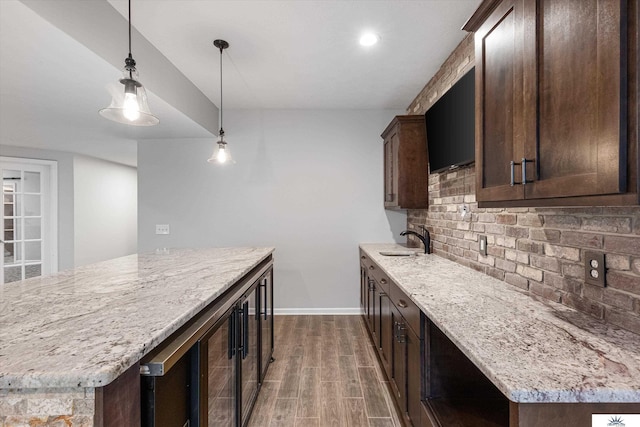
[479,235,487,256]
[155,224,170,235]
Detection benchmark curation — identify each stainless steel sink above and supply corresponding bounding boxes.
[379,250,418,256]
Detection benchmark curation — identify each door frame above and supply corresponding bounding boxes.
[1,156,58,283]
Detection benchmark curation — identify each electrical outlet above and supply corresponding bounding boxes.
[155,224,170,235]
[459,204,469,219]
[584,251,605,287]
[479,235,487,256]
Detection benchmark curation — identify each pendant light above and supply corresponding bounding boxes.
[99,0,159,126]
[208,39,234,164]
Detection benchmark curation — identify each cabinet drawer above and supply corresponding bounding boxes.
[360,251,372,269]
[360,254,376,274]
[371,269,390,295]
[361,257,390,294]
[390,280,420,336]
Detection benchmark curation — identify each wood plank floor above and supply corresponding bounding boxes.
[248,315,403,427]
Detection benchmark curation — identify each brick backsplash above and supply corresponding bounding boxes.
[405,34,640,334]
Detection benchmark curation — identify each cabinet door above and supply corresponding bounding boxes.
[239,286,260,425]
[523,0,627,199]
[366,278,377,339]
[475,0,526,202]
[259,270,274,383]
[360,265,367,314]
[384,132,400,208]
[390,305,407,413]
[407,325,421,427]
[379,291,393,380]
[200,309,237,427]
[373,279,384,348]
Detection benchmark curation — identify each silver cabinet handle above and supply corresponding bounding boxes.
[380,279,387,284]
[510,161,516,186]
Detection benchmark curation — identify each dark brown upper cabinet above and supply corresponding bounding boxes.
[465,0,638,207]
[382,115,429,210]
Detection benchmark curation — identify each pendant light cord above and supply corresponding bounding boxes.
[128,0,132,56]
[219,45,224,135]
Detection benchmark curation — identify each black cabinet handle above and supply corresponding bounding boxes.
[265,279,269,320]
[260,278,268,320]
[242,301,249,359]
[228,311,235,359]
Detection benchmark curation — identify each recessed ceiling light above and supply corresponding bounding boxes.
[359,33,379,47]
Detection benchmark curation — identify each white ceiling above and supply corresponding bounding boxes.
[106,0,481,109]
[0,0,481,166]
[0,0,213,167]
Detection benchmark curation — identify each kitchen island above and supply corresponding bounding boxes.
[360,243,640,426]
[0,247,274,426]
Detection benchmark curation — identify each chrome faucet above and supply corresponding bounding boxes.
[400,226,431,254]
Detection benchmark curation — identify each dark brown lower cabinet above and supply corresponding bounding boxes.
[390,304,406,411]
[141,260,274,427]
[420,319,640,426]
[366,277,378,344]
[361,257,422,427]
[379,289,393,379]
[359,254,640,427]
[406,323,421,426]
[422,319,509,427]
[389,304,422,427]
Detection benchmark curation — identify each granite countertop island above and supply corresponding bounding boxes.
[0,247,274,423]
[360,243,640,404]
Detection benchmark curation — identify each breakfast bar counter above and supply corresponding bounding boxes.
[0,247,274,425]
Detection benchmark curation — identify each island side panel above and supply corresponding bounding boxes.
[510,402,640,427]
[0,387,95,426]
[94,362,140,427]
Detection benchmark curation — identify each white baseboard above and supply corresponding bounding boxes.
[274,307,361,315]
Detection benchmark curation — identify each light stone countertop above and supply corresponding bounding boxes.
[0,247,274,389]
[360,243,640,403]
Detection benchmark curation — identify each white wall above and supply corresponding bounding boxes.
[0,144,75,270]
[138,109,407,313]
[73,156,137,267]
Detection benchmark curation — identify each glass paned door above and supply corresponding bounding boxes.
[1,158,57,284]
[202,310,237,427]
[259,270,274,382]
[240,286,259,425]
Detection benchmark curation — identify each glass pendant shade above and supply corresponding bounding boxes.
[207,135,234,164]
[99,65,159,126]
